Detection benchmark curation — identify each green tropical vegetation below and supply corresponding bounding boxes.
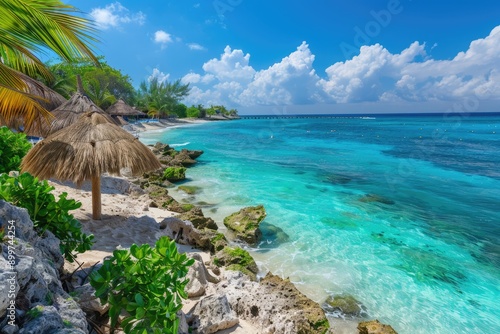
[41,57,135,109]
[0,173,94,261]
[90,237,194,334]
[0,127,31,174]
[0,0,99,132]
[136,78,190,118]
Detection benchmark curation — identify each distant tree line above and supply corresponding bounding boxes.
[42,57,238,119]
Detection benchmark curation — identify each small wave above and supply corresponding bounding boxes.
[170,142,191,147]
[360,117,376,120]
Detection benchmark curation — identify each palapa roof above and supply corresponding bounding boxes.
[43,76,117,136]
[22,74,67,111]
[21,111,162,185]
[115,116,129,126]
[107,99,145,116]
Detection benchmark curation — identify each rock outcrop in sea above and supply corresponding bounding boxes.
[223,205,267,244]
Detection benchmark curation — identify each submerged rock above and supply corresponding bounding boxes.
[358,319,398,334]
[323,294,367,318]
[359,194,395,205]
[324,174,352,185]
[178,185,201,195]
[259,222,290,245]
[223,205,266,244]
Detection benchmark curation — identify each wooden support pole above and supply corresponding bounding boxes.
[91,175,102,220]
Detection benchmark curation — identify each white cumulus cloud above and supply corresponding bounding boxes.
[154,30,173,48]
[187,43,206,51]
[148,68,170,83]
[182,25,500,110]
[90,2,145,30]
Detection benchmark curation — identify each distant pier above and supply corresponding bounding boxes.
[240,114,351,119]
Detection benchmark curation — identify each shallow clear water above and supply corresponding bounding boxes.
[140,114,500,334]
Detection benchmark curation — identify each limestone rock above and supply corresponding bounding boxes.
[358,319,398,334]
[19,305,86,334]
[160,217,218,251]
[223,205,266,244]
[178,207,218,230]
[0,201,88,333]
[213,247,258,281]
[185,257,209,298]
[73,283,109,315]
[182,148,203,159]
[163,167,187,182]
[144,185,176,209]
[323,294,367,318]
[189,294,239,334]
[214,271,330,333]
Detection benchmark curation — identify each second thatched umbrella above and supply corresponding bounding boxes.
[43,76,117,136]
[21,111,162,220]
[107,99,146,117]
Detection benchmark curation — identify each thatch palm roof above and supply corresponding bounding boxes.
[22,74,67,111]
[44,76,117,136]
[107,99,145,116]
[115,116,129,126]
[21,111,162,219]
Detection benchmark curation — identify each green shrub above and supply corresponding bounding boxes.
[0,173,94,261]
[0,127,31,174]
[90,236,194,334]
[186,106,200,118]
[163,167,186,182]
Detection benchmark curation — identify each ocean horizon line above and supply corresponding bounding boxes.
[239,111,500,118]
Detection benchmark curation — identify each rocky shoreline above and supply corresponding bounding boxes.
[0,141,398,334]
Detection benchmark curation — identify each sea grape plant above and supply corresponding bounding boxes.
[90,236,195,334]
[0,127,31,174]
[0,172,94,261]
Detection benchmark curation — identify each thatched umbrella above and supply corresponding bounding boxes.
[107,99,145,117]
[22,73,67,111]
[115,116,129,126]
[44,76,117,136]
[21,111,162,220]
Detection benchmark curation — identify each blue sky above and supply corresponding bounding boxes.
[68,0,500,114]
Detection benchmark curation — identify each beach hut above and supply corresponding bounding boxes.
[106,99,145,118]
[21,111,161,220]
[42,76,117,136]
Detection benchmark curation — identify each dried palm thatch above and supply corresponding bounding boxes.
[22,74,67,111]
[115,116,129,126]
[107,99,145,116]
[44,76,117,136]
[21,111,162,219]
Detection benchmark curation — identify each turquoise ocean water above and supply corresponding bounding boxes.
[140,114,500,334]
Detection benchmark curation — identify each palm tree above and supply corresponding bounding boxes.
[0,0,98,133]
[137,78,190,118]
